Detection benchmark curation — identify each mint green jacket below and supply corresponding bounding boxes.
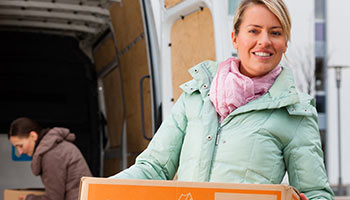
[111,61,334,200]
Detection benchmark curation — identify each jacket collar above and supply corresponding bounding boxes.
[31,127,74,175]
[180,60,218,98]
[180,60,301,124]
[268,65,298,99]
[220,65,300,125]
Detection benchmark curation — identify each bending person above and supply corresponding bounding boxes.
[9,117,92,200]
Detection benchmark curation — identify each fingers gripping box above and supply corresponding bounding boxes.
[4,189,45,200]
[79,177,300,200]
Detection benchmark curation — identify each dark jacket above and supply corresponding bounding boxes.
[26,127,92,200]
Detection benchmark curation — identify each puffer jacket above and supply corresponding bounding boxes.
[26,127,92,200]
[111,60,334,200]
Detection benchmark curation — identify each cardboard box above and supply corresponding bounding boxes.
[4,188,45,200]
[79,177,300,200]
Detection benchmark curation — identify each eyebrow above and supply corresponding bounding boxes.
[247,24,282,29]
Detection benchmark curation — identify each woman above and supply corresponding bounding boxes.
[110,0,334,199]
[8,117,92,200]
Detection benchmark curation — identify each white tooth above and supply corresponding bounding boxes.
[255,52,270,57]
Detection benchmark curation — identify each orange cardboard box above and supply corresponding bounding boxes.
[79,177,300,200]
[4,188,45,200]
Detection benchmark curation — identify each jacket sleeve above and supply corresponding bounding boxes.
[283,114,334,200]
[26,151,67,200]
[109,93,188,180]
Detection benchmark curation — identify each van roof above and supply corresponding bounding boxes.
[0,0,113,43]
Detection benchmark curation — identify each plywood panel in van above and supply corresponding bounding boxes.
[171,7,216,101]
[103,68,123,148]
[104,155,140,177]
[109,0,144,51]
[165,0,184,9]
[93,37,116,73]
[119,38,152,155]
[103,159,120,177]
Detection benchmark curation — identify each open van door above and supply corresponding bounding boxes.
[92,0,161,176]
[0,0,161,182]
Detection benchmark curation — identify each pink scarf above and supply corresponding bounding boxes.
[209,57,282,122]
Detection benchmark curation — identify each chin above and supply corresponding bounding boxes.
[257,67,276,75]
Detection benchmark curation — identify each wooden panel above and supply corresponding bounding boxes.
[102,67,135,176]
[103,68,124,147]
[164,0,184,9]
[119,38,152,154]
[93,36,116,73]
[101,0,152,176]
[171,7,216,101]
[104,159,120,177]
[109,0,144,51]
[103,155,138,177]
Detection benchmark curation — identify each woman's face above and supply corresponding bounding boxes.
[9,131,37,156]
[232,4,287,77]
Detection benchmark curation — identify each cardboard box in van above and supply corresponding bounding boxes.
[79,177,300,200]
[4,188,45,200]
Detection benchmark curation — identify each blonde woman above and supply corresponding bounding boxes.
[111,1,334,199]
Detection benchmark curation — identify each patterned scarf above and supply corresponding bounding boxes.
[209,57,282,122]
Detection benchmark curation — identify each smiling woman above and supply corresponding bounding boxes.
[232,4,288,77]
[109,1,334,200]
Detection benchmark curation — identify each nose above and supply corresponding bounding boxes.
[17,148,23,155]
[258,31,271,47]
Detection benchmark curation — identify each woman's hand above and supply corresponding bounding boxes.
[299,193,308,200]
[18,195,27,200]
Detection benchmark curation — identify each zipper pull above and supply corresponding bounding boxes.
[215,127,222,145]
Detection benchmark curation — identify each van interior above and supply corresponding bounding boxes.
[0,0,217,198]
[0,0,158,184]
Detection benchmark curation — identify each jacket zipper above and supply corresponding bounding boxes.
[215,127,222,145]
[207,126,222,181]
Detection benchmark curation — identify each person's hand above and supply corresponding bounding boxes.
[299,193,308,200]
[18,195,27,200]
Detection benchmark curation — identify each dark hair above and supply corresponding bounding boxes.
[8,117,42,139]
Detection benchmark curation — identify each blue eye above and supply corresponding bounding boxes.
[249,29,257,34]
[272,31,282,36]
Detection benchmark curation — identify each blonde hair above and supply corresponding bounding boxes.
[233,0,291,41]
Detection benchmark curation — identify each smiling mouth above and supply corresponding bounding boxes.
[253,52,273,57]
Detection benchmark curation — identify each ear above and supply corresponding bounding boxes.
[231,32,238,49]
[29,131,38,141]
